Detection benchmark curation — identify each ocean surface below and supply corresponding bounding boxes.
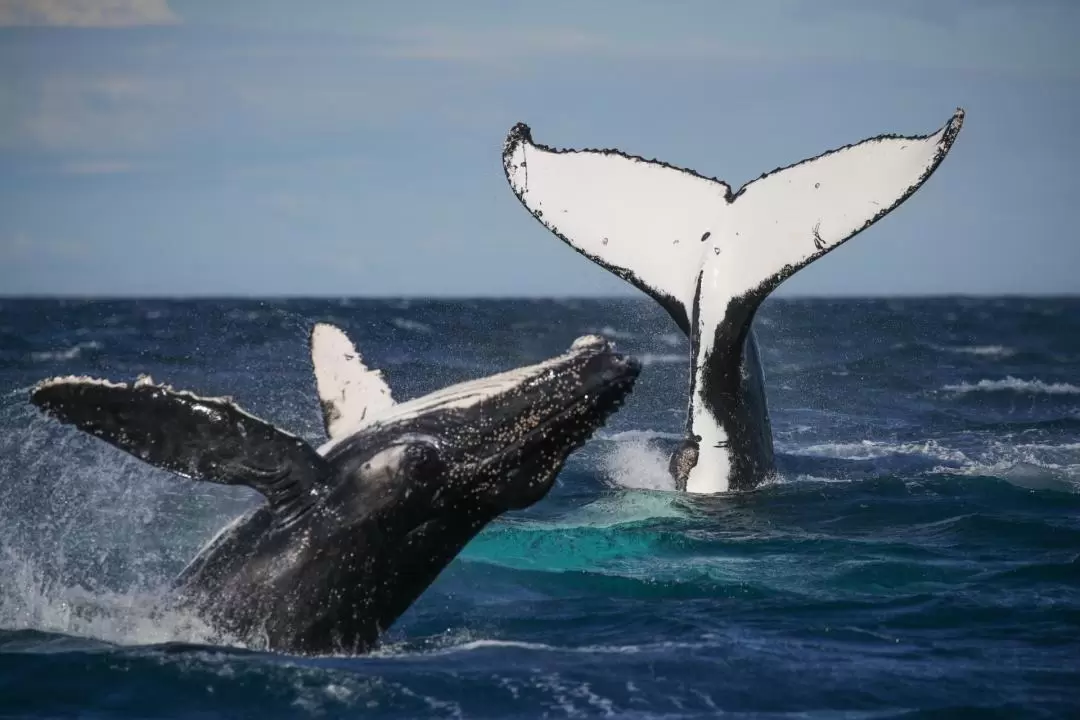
[1,297,1078,719]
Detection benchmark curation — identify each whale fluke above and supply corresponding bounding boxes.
[503,109,964,332]
[502,109,965,493]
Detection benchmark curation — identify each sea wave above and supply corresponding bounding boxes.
[391,318,432,334]
[640,353,686,366]
[399,636,718,658]
[941,376,1080,395]
[598,429,683,443]
[931,461,1079,492]
[929,344,1016,358]
[29,341,102,362]
[585,325,636,341]
[785,439,969,464]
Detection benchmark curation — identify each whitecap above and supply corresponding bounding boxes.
[598,429,683,443]
[391,317,432,334]
[30,341,102,362]
[931,344,1015,358]
[941,376,1080,395]
[585,325,636,340]
[640,353,686,366]
[783,439,969,464]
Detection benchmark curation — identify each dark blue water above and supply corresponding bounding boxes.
[1,297,1079,719]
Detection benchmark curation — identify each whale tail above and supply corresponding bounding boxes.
[501,109,965,337]
[30,375,331,525]
[503,110,964,493]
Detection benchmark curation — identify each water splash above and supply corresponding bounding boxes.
[599,432,675,491]
[0,546,226,648]
[0,404,255,649]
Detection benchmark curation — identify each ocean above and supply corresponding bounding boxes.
[0,297,1078,719]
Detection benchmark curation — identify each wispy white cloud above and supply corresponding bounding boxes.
[1,1,1075,167]
[365,1,1077,75]
[7,73,183,154]
[0,0,178,27]
[0,36,482,157]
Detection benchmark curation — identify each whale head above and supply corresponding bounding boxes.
[326,335,640,516]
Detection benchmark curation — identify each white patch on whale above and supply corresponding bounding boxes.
[310,322,396,440]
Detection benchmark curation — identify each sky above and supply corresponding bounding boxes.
[0,0,1078,297]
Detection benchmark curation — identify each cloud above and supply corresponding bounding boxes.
[369,1,1077,75]
[381,26,608,62]
[1,1,1074,164]
[3,232,89,261]
[60,160,135,175]
[0,0,178,27]
[0,33,484,157]
[6,73,182,154]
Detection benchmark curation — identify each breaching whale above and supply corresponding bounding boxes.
[502,109,965,494]
[28,324,640,655]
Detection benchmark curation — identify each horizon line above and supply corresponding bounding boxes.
[2,292,1079,301]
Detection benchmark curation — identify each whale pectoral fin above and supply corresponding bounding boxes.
[310,322,396,440]
[30,375,330,525]
[502,124,723,335]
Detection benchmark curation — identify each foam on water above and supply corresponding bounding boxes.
[390,317,432,334]
[598,432,677,491]
[639,353,687,366]
[941,376,1080,395]
[0,405,255,650]
[930,344,1015,358]
[782,439,970,464]
[30,341,103,362]
[0,546,228,649]
[583,325,636,341]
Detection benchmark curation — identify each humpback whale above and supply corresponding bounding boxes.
[502,109,965,494]
[28,324,640,655]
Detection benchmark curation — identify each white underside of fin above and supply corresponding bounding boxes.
[504,111,964,315]
[504,110,965,494]
[310,323,396,442]
[698,111,965,301]
[503,130,714,319]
